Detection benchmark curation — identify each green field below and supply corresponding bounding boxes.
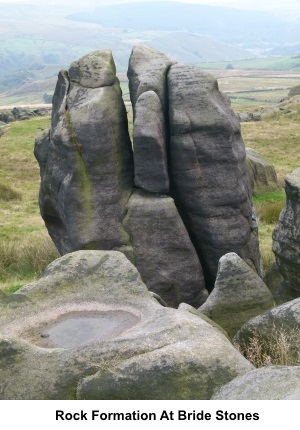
[197,56,300,71]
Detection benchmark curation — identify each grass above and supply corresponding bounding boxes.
[0,116,60,292]
[0,234,59,295]
[0,182,22,201]
[252,193,286,271]
[197,56,300,71]
[236,327,300,367]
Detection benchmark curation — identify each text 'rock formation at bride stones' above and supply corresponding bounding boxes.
[34,46,261,307]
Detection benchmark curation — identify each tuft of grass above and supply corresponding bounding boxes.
[0,182,22,201]
[235,327,300,368]
[253,192,285,271]
[255,200,284,224]
[0,234,60,294]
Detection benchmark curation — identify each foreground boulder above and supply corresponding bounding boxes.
[272,168,300,298]
[212,366,300,400]
[199,253,274,337]
[0,251,253,400]
[235,296,300,350]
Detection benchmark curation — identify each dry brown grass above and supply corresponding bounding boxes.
[236,326,300,368]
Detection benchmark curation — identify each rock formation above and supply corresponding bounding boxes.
[35,46,262,307]
[199,253,274,337]
[0,251,253,400]
[272,168,300,298]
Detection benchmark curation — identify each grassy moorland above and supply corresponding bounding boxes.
[0,116,59,294]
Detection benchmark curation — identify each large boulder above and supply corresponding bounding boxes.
[168,64,261,287]
[34,50,134,256]
[212,366,300,400]
[0,251,253,400]
[272,168,300,296]
[124,191,207,307]
[199,253,274,337]
[246,147,279,194]
[234,297,300,364]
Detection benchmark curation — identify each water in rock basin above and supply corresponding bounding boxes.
[29,310,139,349]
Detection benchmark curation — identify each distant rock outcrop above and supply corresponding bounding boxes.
[35,47,261,307]
[288,85,300,98]
[0,250,253,400]
[246,147,279,194]
[0,107,51,123]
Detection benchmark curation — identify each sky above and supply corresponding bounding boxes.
[0,0,299,22]
[0,0,299,14]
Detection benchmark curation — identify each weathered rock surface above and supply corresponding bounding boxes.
[0,251,253,400]
[127,45,172,116]
[124,191,207,308]
[234,296,300,351]
[35,50,134,256]
[246,147,279,194]
[212,366,300,400]
[264,262,297,305]
[168,64,261,287]
[199,253,274,337]
[272,168,300,295]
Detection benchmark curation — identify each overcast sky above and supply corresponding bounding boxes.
[0,0,299,13]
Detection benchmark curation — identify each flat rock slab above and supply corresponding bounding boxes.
[0,250,253,399]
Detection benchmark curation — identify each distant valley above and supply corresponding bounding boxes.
[0,1,299,105]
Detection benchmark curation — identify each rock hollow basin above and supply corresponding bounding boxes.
[4,305,141,349]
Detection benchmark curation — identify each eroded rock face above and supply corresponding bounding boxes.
[272,168,300,296]
[35,46,261,307]
[0,251,253,400]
